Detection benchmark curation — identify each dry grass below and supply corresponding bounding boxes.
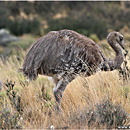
[0,49,130,129]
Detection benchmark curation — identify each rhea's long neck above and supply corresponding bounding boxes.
[107,41,124,70]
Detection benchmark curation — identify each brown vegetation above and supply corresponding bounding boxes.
[0,49,130,128]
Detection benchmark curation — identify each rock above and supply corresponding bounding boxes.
[0,29,18,46]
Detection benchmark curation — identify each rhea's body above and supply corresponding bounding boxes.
[23,29,126,110]
[23,30,103,80]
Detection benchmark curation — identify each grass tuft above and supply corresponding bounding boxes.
[0,49,130,129]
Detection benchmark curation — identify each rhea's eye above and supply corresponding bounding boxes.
[119,36,123,41]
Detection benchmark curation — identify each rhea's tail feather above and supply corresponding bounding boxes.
[19,67,38,81]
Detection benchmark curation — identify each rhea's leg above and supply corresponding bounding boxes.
[53,74,75,111]
[53,78,65,111]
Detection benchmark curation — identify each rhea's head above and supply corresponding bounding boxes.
[107,31,125,50]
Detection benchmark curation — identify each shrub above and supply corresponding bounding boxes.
[4,80,22,112]
[68,107,96,129]
[46,16,108,39]
[0,80,22,129]
[67,97,128,129]
[7,18,41,36]
[95,98,128,128]
[0,106,22,129]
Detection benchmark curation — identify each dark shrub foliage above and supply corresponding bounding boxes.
[5,80,22,112]
[46,16,108,39]
[68,108,96,129]
[0,80,23,129]
[68,98,128,129]
[0,107,22,129]
[95,98,128,128]
[1,1,130,38]
[7,19,41,36]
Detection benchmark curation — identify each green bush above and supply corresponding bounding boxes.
[7,18,41,36]
[95,98,128,128]
[0,106,22,129]
[45,16,108,39]
[68,97,128,129]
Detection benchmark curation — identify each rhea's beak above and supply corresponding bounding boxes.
[119,36,128,55]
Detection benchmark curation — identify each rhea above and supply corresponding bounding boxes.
[22,30,127,110]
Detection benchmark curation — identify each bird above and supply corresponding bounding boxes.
[22,29,127,110]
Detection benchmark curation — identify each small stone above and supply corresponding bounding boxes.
[50,125,55,130]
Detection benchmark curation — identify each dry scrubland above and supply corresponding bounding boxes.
[0,38,130,129]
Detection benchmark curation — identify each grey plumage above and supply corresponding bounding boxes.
[22,29,127,110]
